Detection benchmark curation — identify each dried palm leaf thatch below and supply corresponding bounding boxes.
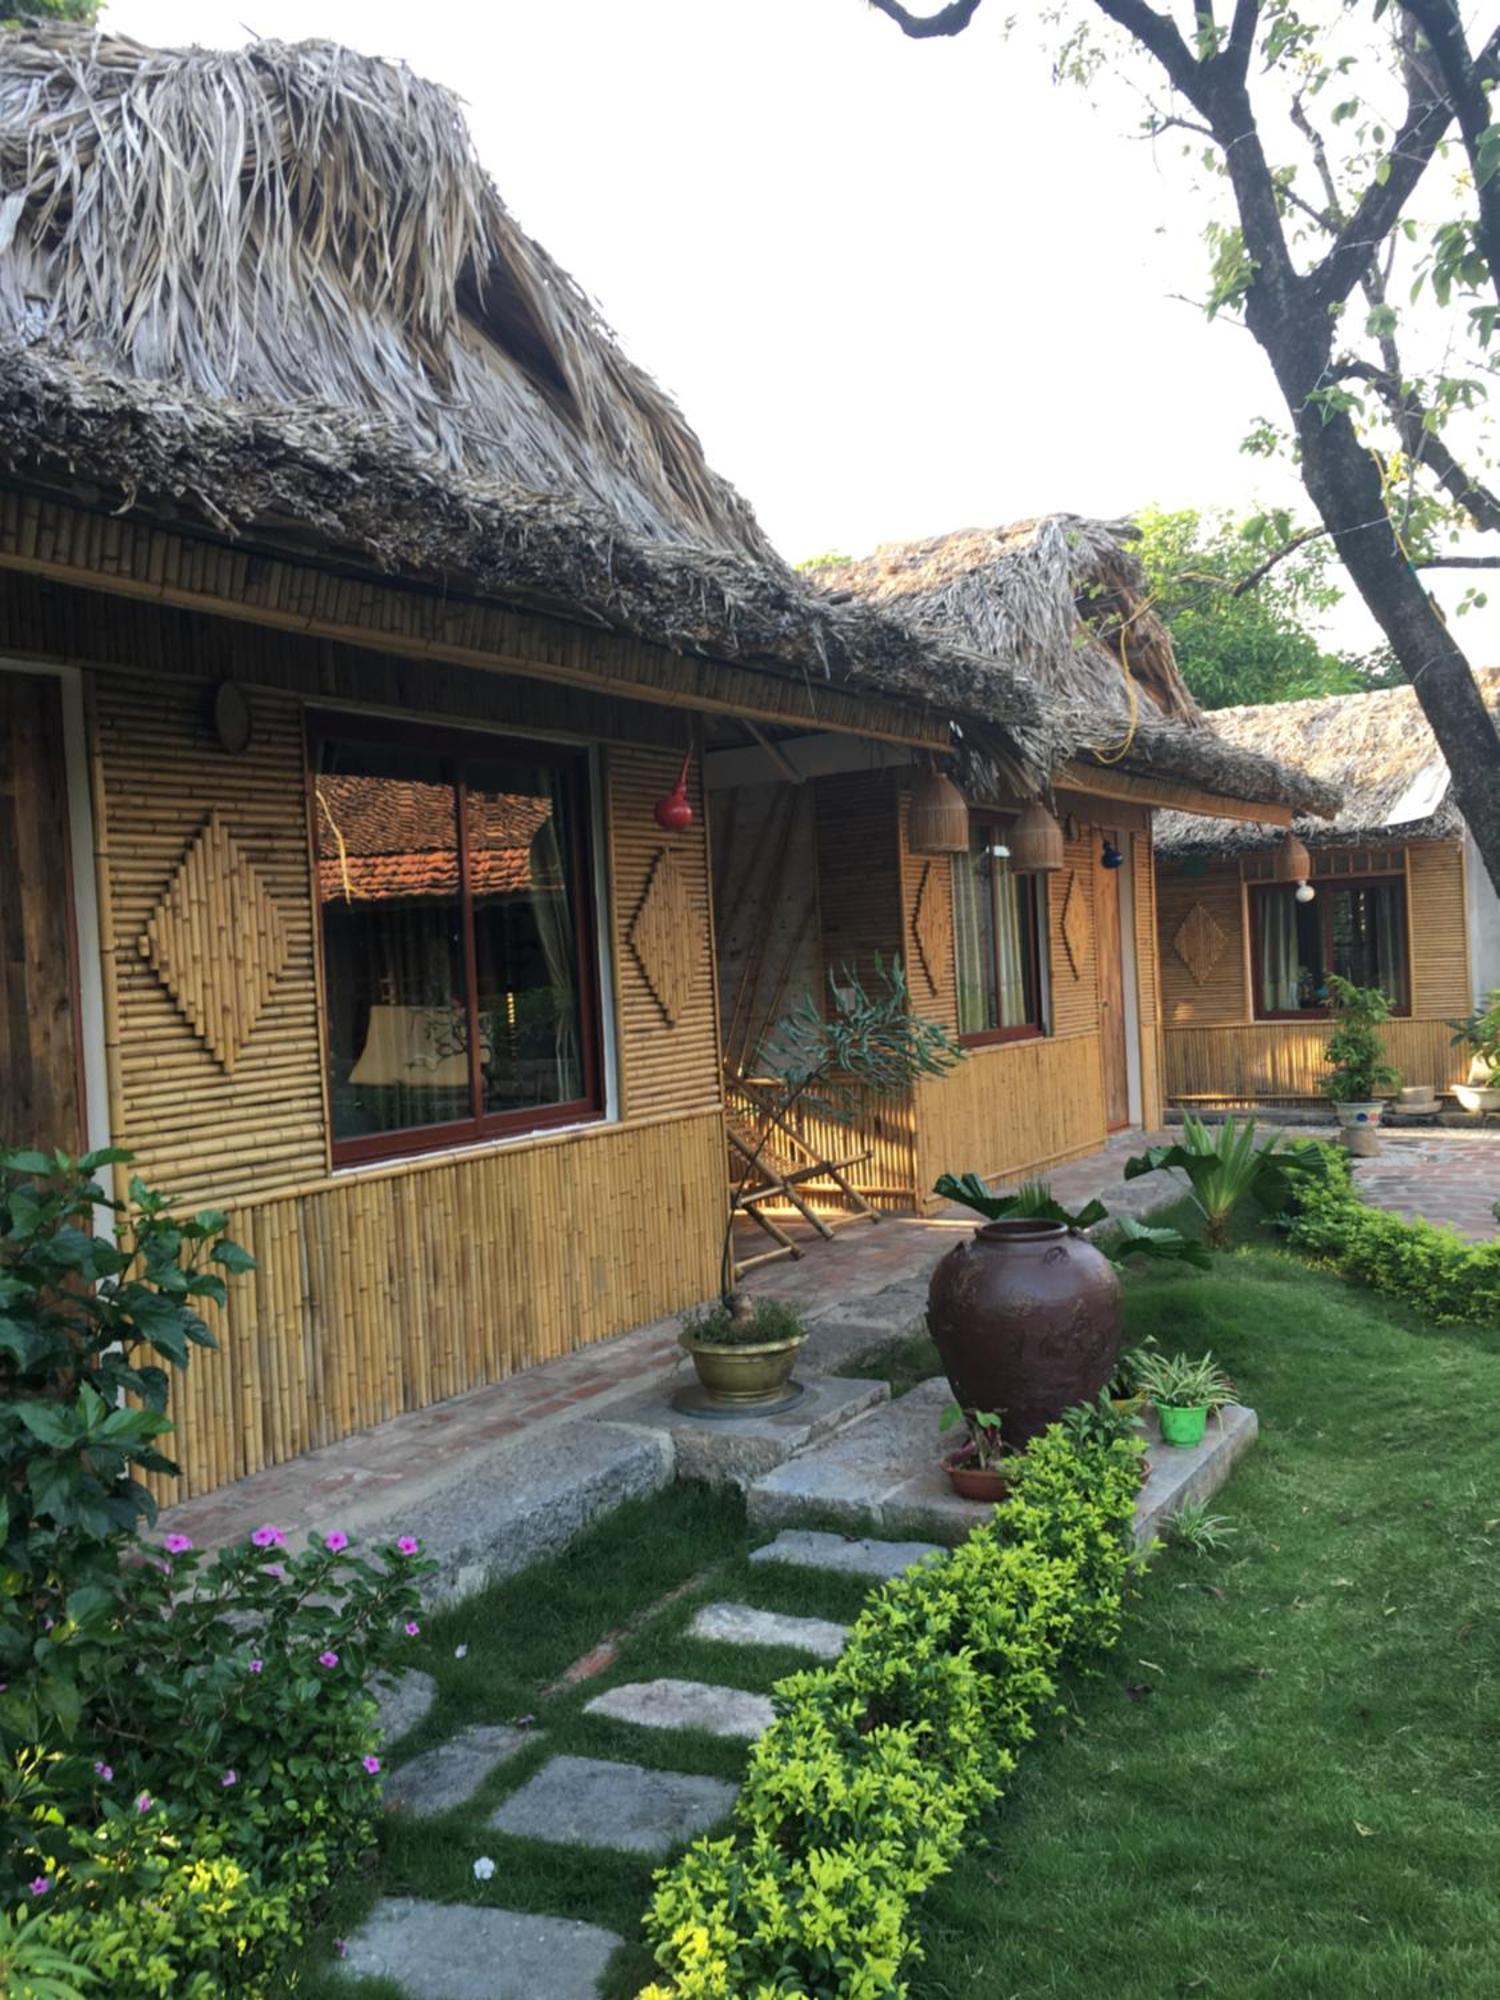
[812,518,1201,728]
[0,25,768,557]
[1155,670,1500,857]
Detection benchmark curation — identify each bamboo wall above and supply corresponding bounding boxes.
[1131,827,1166,1130]
[2,573,730,1497]
[1158,839,1474,1104]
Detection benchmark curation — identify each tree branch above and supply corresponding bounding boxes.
[1306,78,1455,311]
[1229,526,1328,596]
[1411,553,1500,569]
[1331,358,1500,536]
[1399,5,1500,302]
[865,0,986,35]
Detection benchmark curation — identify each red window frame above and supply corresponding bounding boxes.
[1248,876,1411,1022]
[955,816,1047,1049]
[307,710,603,1167]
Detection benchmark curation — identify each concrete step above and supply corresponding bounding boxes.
[749,1528,945,1581]
[587,1370,889,1488]
[488,1753,737,1856]
[384,1723,535,1817]
[746,1377,1258,1551]
[584,1676,774,1739]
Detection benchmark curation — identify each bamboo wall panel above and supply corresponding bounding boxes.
[0,672,84,1152]
[1132,829,1165,1129]
[1407,840,1472,1016]
[1163,1018,1468,1104]
[815,770,904,991]
[94,668,327,1202]
[608,744,720,1120]
[1049,822,1100,1039]
[757,1086,920,1214]
[152,1108,725,1500]
[1156,859,1248,1026]
[711,782,822,1073]
[897,784,960,1035]
[915,1035,1106,1204]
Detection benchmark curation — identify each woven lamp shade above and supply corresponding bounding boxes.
[908,769,970,855]
[1009,797,1065,874]
[1273,832,1312,882]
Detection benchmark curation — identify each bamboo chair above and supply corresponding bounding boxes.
[726,1076,880,1277]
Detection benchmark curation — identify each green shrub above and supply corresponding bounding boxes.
[637,1429,1143,1999]
[1287,1170,1500,1327]
[679,1296,807,1349]
[1319,975,1401,1101]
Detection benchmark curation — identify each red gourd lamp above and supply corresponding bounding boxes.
[653,752,694,832]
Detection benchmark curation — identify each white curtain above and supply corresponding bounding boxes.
[994,862,1028,1026]
[1373,885,1407,1009]
[529,811,582,1098]
[1259,892,1301,1012]
[952,840,994,1035]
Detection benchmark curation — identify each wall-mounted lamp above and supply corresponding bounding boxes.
[1295,881,1317,904]
[1101,838,1124,870]
[653,751,694,833]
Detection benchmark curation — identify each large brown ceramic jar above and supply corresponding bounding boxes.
[927,1219,1123,1447]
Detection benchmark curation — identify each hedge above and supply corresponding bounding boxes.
[1285,1147,1500,1328]
[636,1427,1145,2000]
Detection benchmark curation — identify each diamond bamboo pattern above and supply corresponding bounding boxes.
[629,847,702,1027]
[139,811,290,1073]
[911,861,951,998]
[1172,901,1230,988]
[1060,869,1090,980]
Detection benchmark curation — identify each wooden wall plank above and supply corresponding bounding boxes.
[1156,857,1249,1026]
[1163,1018,1468,1104]
[1408,840,1471,1017]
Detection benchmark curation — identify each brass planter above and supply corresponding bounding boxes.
[682,1334,805,1408]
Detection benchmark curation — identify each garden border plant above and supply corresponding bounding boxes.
[634,1425,1144,1999]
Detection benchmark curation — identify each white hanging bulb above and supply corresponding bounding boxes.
[1295,880,1316,904]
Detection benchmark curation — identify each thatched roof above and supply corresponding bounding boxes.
[1154,668,1500,856]
[0,28,1328,820]
[810,521,1336,814]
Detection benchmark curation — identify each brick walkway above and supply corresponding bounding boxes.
[157,1123,1500,1548]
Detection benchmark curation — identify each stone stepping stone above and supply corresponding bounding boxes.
[373,1668,437,1744]
[489,1753,737,1856]
[334,1896,620,1999]
[749,1528,945,1581]
[584,1676,774,1740]
[384,1724,535,1816]
[688,1600,848,1660]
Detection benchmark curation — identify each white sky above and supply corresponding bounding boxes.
[101,0,1500,660]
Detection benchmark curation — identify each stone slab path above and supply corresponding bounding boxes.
[688,1600,849,1658]
[488,1753,739,1857]
[334,1897,622,2000]
[584,1676,775,1739]
[749,1528,946,1580]
[384,1723,535,1816]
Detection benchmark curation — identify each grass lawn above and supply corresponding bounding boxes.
[290,1235,1500,1998]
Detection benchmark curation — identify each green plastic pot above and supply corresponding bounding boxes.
[1156,1402,1208,1448]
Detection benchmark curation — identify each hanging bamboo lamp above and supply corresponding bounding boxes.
[1009,797,1065,874]
[1273,831,1312,883]
[908,768,970,854]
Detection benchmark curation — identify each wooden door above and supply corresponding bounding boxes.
[0,673,84,1152]
[1093,832,1130,1130]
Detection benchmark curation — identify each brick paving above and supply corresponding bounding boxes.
[1343,1130,1500,1240]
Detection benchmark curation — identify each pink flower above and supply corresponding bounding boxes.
[324,1531,349,1553]
[404,1621,420,1638]
[262,1564,287,1581]
[248,1658,264,1674]
[135,1791,152,1814]
[163,1533,193,1555]
[251,1524,285,1549]
[334,1939,350,1959]
[396,1536,419,1556]
[29,1876,49,1897]
[221,1769,238,1787]
[362,1754,381,1775]
[318,1650,339,1669]
[94,1761,113,1782]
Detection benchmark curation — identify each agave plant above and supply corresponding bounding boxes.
[1124,1115,1280,1249]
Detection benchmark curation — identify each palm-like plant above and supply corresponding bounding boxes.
[1124,1114,1272,1249]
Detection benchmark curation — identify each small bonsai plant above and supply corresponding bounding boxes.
[1134,1349,1236,1449]
[677,1295,808,1408]
[1320,974,1401,1109]
[1447,988,1500,1082]
[938,1401,1009,1501]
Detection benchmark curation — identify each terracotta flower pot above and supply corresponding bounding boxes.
[927,1219,1123,1449]
[941,1455,1008,1504]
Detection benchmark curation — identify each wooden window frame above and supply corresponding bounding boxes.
[307,709,603,1167]
[1248,875,1411,1022]
[955,815,1047,1049]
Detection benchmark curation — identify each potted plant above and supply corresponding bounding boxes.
[1106,1339,1157,1415]
[1134,1349,1236,1449]
[937,1401,1009,1501]
[1447,989,1500,1113]
[1319,974,1401,1129]
[678,1295,807,1408]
